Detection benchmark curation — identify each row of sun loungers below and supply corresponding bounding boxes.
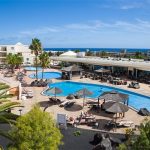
[21,79,49,87]
[105,119,134,130]
[31,80,48,87]
[49,97,76,108]
[67,111,96,126]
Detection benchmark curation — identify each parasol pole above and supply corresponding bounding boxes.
[55,89,56,99]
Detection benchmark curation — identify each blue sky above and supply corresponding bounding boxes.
[0,0,150,48]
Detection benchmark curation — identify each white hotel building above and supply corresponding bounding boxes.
[0,42,34,65]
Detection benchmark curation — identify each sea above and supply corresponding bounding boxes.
[44,48,149,53]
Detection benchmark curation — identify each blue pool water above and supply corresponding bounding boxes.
[29,72,62,79]
[24,66,42,71]
[43,81,150,111]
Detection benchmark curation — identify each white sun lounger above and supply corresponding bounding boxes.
[117,120,134,127]
[59,100,69,107]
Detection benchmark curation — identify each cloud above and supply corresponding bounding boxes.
[120,2,144,10]
[1,18,150,47]
[20,27,60,36]
[63,19,150,34]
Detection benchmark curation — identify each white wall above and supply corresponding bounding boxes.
[0,43,35,65]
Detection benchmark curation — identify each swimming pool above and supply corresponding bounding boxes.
[24,66,42,71]
[43,81,150,111]
[29,72,62,79]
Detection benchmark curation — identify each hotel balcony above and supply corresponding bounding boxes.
[0,47,7,52]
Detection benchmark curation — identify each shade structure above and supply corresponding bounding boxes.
[95,68,110,73]
[99,91,128,103]
[76,88,93,107]
[60,50,77,57]
[61,65,83,72]
[103,101,129,113]
[46,87,62,98]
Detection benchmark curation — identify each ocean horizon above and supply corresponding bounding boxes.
[44,48,149,53]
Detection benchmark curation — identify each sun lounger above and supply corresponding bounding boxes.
[138,108,150,116]
[22,88,33,94]
[64,101,75,108]
[128,82,140,89]
[78,118,86,124]
[22,92,33,98]
[49,97,64,104]
[59,100,69,107]
[117,120,134,127]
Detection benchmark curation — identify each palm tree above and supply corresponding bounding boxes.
[29,38,42,79]
[39,52,50,79]
[6,54,23,73]
[15,54,23,72]
[6,54,16,73]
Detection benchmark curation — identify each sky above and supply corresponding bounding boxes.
[0,0,150,48]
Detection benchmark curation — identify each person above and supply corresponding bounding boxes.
[24,69,27,74]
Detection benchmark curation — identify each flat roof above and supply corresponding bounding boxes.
[51,56,150,71]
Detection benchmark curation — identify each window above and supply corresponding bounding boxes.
[11,47,14,50]
[26,58,29,61]
[18,53,22,56]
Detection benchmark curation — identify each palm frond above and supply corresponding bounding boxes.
[0,99,10,103]
[0,94,13,100]
[0,102,20,112]
[0,84,10,90]
[0,114,17,124]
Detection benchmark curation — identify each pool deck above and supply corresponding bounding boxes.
[1,68,150,134]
